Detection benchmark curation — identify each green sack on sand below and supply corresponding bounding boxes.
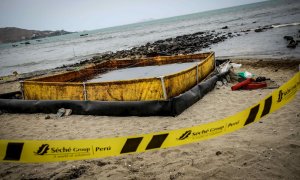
[237,71,254,78]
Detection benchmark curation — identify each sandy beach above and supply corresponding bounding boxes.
[0,0,300,179]
[0,58,299,179]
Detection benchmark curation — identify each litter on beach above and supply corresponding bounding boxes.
[237,71,254,79]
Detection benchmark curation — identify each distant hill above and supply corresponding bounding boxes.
[0,27,73,43]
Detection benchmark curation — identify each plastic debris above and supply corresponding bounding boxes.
[237,71,253,78]
[216,81,223,87]
[230,63,242,68]
[244,82,267,90]
[65,109,72,116]
[222,78,228,86]
[57,108,66,117]
[217,60,232,73]
[229,70,239,81]
[231,78,268,91]
[231,78,253,91]
[57,108,72,117]
[225,74,231,82]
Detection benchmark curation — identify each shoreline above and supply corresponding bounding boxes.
[1,21,299,79]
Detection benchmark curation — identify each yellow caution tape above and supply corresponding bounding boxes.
[1,72,299,163]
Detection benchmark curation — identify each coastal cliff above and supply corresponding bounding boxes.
[0,27,72,43]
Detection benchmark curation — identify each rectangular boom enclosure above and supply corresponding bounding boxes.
[23,52,215,101]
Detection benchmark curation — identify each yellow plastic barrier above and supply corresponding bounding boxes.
[86,78,164,101]
[23,82,84,100]
[1,72,299,163]
[23,52,215,101]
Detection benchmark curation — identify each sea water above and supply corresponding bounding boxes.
[0,0,299,76]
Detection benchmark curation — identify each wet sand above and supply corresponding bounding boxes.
[0,59,299,179]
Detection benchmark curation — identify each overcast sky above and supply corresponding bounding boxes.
[0,0,266,31]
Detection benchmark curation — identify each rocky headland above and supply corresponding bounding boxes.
[0,27,73,44]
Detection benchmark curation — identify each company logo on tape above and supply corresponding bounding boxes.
[34,144,111,158]
[177,120,240,140]
[179,126,225,140]
[277,84,297,102]
[177,130,192,140]
[35,144,49,155]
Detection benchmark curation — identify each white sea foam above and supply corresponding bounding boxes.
[272,22,300,28]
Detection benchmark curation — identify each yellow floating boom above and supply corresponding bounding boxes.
[23,52,215,101]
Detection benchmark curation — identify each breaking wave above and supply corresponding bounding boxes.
[272,22,300,28]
